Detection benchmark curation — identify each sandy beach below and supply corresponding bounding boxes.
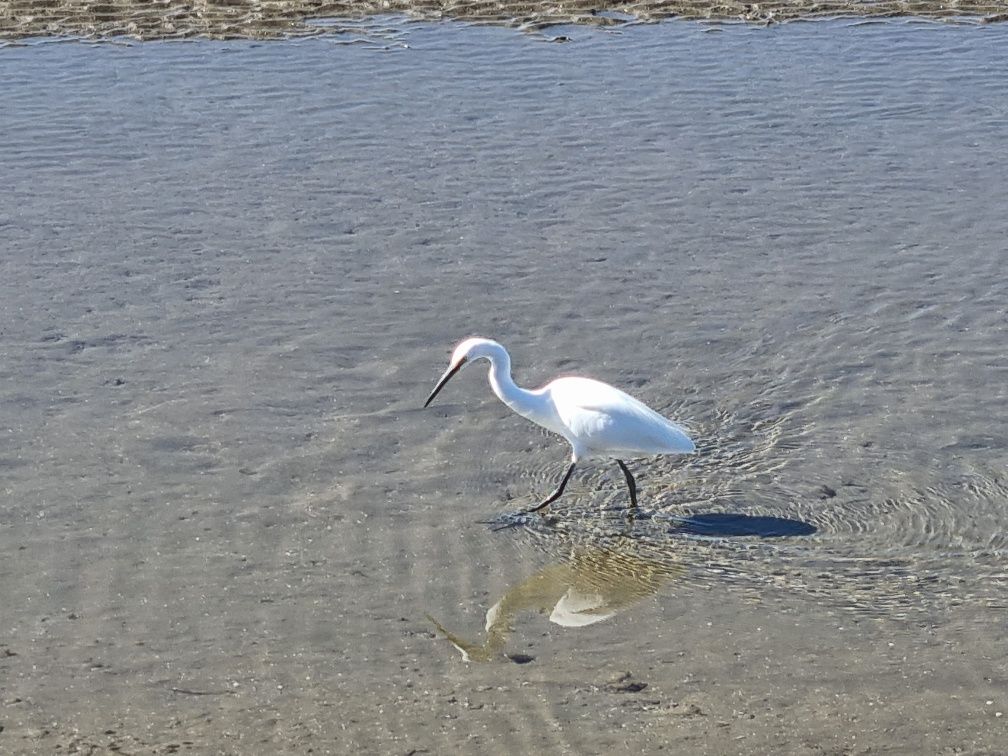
[1,17,1007,755]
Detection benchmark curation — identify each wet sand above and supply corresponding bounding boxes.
[2,18,1007,756]
[1,0,1008,40]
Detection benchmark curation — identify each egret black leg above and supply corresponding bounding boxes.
[526,462,576,514]
[616,460,638,508]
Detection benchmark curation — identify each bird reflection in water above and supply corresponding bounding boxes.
[427,541,682,662]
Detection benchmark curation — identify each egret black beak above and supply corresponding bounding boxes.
[424,358,466,407]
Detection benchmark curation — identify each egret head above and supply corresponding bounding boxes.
[424,337,504,407]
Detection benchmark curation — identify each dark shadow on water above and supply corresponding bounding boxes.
[484,510,817,539]
[668,512,817,538]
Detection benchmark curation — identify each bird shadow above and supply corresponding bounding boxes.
[664,512,816,538]
[484,509,816,539]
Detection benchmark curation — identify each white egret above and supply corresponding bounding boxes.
[424,337,696,513]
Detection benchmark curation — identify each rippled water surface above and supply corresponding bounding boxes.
[2,18,1006,753]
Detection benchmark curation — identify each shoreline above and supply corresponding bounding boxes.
[1,0,1007,41]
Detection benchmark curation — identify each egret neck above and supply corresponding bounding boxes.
[482,342,558,433]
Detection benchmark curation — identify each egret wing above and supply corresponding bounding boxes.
[549,377,694,456]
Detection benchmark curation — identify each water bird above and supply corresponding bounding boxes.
[423,337,696,513]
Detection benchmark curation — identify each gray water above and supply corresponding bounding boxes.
[1,18,1006,753]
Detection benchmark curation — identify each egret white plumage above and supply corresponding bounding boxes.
[423,337,696,513]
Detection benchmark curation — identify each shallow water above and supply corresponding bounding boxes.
[1,18,1007,753]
